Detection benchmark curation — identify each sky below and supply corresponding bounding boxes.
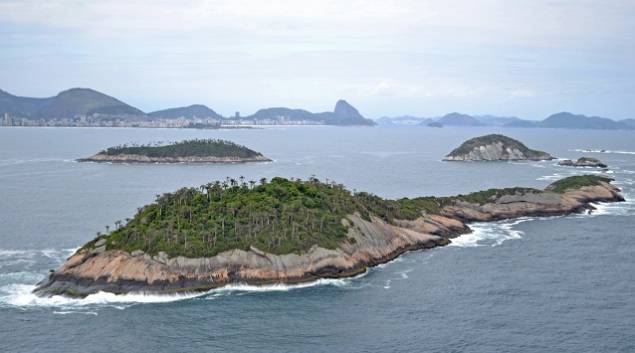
[1,0,634,120]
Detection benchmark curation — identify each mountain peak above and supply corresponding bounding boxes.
[333,99,360,117]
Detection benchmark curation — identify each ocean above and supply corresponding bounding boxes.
[0,126,634,352]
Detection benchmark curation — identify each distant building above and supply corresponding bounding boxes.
[235,111,240,119]
[3,113,12,126]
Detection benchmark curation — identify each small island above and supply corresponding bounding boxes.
[559,157,607,168]
[427,121,444,128]
[444,134,554,161]
[34,175,623,297]
[78,139,271,163]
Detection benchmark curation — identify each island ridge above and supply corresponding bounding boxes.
[34,175,623,297]
[78,139,271,163]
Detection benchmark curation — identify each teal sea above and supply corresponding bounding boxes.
[1,126,634,352]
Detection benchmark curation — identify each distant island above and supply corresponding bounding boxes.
[377,111,634,130]
[34,175,623,297]
[0,88,375,127]
[444,134,554,161]
[78,139,270,163]
[426,121,443,128]
[559,157,607,168]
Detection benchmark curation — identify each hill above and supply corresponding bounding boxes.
[244,100,375,126]
[148,104,222,119]
[0,89,53,117]
[444,134,553,161]
[505,112,632,130]
[0,88,144,119]
[437,112,484,126]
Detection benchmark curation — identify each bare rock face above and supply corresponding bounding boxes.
[444,134,553,161]
[33,181,623,298]
[558,157,607,168]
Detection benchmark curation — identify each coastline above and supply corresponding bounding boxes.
[33,180,624,298]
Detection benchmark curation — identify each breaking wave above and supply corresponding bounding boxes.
[573,149,635,155]
[449,218,534,248]
[0,268,368,310]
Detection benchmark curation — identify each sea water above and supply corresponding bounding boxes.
[0,126,634,352]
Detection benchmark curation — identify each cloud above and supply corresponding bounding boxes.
[0,1,633,118]
[510,88,536,98]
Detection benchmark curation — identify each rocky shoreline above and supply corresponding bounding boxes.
[34,180,624,297]
[78,153,272,164]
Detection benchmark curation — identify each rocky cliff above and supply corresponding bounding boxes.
[34,177,623,297]
[444,134,553,161]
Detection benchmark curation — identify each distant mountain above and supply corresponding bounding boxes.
[437,112,483,126]
[376,116,431,126]
[148,104,222,119]
[503,120,539,128]
[0,89,53,116]
[379,113,516,127]
[620,119,635,128]
[541,112,629,129]
[329,100,374,125]
[473,115,524,126]
[505,112,632,130]
[244,100,374,126]
[0,88,144,119]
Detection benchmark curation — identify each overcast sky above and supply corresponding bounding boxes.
[1,0,634,119]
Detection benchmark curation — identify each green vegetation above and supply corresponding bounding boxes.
[447,187,540,205]
[88,178,445,258]
[546,175,612,193]
[447,134,550,158]
[102,139,262,158]
[86,175,612,258]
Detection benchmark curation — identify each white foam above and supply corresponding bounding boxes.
[586,197,635,217]
[0,283,205,308]
[573,149,635,155]
[53,311,98,316]
[0,248,75,259]
[0,270,369,309]
[207,271,368,295]
[450,218,533,248]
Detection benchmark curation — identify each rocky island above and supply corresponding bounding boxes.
[78,139,271,163]
[34,175,623,297]
[444,134,554,161]
[559,157,607,168]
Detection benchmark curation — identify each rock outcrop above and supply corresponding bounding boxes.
[444,134,553,161]
[558,157,607,168]
[33,179,623,297]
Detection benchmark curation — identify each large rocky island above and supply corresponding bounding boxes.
[444,134,554,161]
[78,139,270,163]
[34,175,623,297]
